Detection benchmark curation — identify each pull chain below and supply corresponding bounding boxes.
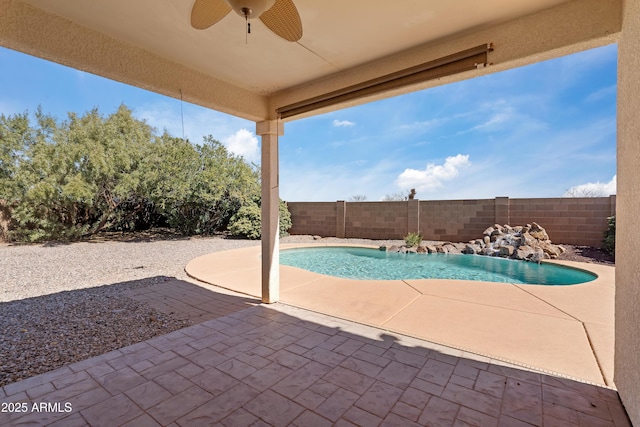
[242,8,251,44]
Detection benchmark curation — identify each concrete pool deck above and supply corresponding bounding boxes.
[186,244,615,388]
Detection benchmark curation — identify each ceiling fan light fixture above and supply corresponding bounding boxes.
[225,0,275,18]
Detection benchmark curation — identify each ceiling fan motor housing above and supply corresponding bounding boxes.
[226,0,275,17]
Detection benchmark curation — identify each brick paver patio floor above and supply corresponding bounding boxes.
[1,282,631,426]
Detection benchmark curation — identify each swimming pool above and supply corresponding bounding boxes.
[279,246,596,285]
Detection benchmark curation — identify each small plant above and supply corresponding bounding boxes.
[602,215,615,257]
[404,232,422,247]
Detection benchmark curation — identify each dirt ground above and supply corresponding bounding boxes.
[556,244,615,265]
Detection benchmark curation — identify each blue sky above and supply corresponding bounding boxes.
[0,44,617,202]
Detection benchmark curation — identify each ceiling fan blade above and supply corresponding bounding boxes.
[259,0,302,42]
[191,0,232,29]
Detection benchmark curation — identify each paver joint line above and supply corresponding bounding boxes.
[2,250,630,427]
[580,322,610,387]
[185,244,614,387]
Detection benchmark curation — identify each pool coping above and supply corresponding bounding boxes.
[185,243,615,387]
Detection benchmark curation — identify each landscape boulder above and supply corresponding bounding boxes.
[380,222,564,263]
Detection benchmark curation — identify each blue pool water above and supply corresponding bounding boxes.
[279,247,596,285]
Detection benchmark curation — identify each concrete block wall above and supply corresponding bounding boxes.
[287,202,337,237]
[419,199,495,242]
[287,196,615,247]
[509,196,615,247]
[344,201,408,239]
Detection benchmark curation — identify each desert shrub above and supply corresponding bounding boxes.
[404,232,422,247]
[228,199,292,239]
[143,134,260,235]
[227,202,262,239]
[279,201,293,236]
[0,105,263,242]
[602,215,615,257]
[4,106,157,241]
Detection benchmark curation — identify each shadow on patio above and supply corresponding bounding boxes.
[0,281,631,426]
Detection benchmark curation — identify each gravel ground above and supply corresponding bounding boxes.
[0,232,612,387]
[0,233,406,386]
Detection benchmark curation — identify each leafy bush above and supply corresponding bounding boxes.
[602,215,615,257]
[0,105,264,242]
[146,135,260,235]
[227,202,261,239]
[227,199,292,239]
[404,232,422,247]
[279,201,293,237]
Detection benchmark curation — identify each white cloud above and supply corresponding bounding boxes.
[585,84,616,103]
[456,101,515,135]
[470,111,512,131]
[563,175,616,197]
[134,100,253,144]
[396,118,442,132]
[395,154,471,192]
[333,119,355,127]
[223,129,260,163]
[134,101,260,163]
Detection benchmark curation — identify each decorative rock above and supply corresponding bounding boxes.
[490,230,502,242]
[444,244,461,254]
[529,222,549,241]
[539,240,560,258]
[463,244,479,254]
[499,245,514,257]
[515,246,535,260]
[394,222,563,264]
[521,232,537,247]
[530,247,546,263]
[482,247,498,256]
[483,227,495,236]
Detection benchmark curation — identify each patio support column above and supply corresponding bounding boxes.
[615,0,640,424]
[256,120,283,304]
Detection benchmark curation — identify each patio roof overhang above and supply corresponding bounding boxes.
[0,0,621,122]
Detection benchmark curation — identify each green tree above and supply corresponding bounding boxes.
[1,105,284,242]
[0,111,35,200]
[6,106,155,240]
[146,135,261,235]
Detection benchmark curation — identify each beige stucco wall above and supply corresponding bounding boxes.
[615,0,640,425]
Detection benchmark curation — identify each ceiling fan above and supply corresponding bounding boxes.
[191,0,303,42]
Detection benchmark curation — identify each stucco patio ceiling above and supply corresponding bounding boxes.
[0,0,621,121]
